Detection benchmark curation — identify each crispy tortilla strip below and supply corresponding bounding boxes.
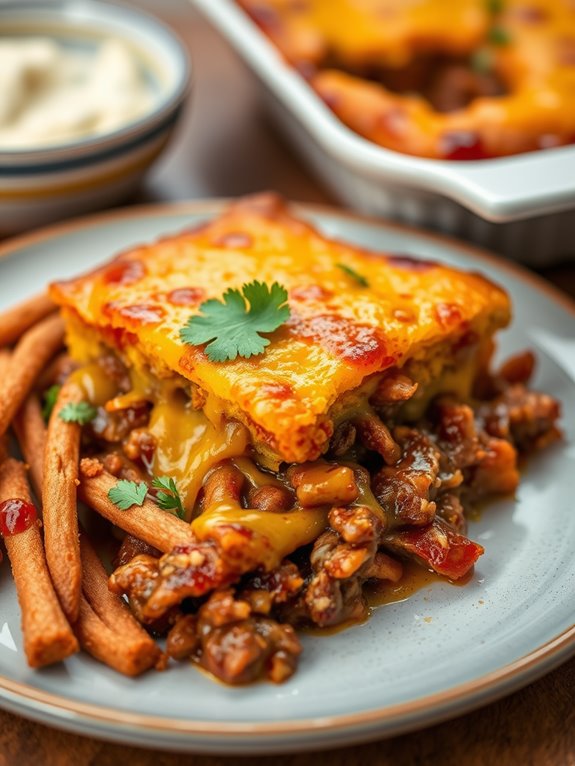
[13,394,45,496]
[0,351,10,465]
[79,535,160,673]
[74,595,160,677]
[42,379,83,622]
[0,292,55,347]
[36,353,76,391]
[0,458,78,667]
[79,467,195,553]
[0,314,64,438]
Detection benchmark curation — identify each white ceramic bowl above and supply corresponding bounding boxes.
[192,0,575,266]
[0,0,190,235]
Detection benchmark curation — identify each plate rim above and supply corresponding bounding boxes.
[1,198,574,743]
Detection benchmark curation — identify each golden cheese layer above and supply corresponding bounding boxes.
[50,193,510,463]
[240,0,487,69]
[240,0,575,158]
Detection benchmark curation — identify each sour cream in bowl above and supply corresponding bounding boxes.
[0,1,190,234]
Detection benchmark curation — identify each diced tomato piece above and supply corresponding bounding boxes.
[385,518,484,580]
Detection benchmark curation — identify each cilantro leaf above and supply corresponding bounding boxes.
[107,480,148,511]
[42,384,61,422]
[179,281,291,362]
[488,25,511,45]
[486,0,503,14]
[470,48,493,75]
[58,401,98,425]
[151,476,185,519]
[337,263,369,287]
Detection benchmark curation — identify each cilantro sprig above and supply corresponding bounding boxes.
[58,401,98,425]
[488,25,511,46]
[179,281,291,362]
[107,480,148,511]
[42,384,61,422]
[151,476,185,519]
[486,0,503,14]
[336,263,369,288]
[484,0,510,46]
[107,475,185,518]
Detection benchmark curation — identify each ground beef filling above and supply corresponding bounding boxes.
[353,53,508,114]
[99,352,560,686]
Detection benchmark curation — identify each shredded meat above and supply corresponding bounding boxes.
[109,554,161,624]
[478,385,561,451]
[425,62,506,113]
[98,354,130,393]
[120,544,240,622]
[166,590,302,685]
[371,370,418,406]
[374,428,440,526]
[166,614,199,661]
[330,421,357,457]
[357,53,507,114]
[435,493,467,534]
[114,534,161,569]
[468,435,520,498]
[498,350,536,386]
[354,411,401,465]
[302,506,401,627]
[92,405,150,444]
[239,561,304,615]
[433,398,480,470]
[123,428,156,466]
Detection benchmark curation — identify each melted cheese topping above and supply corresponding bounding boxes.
[51,194,509,464]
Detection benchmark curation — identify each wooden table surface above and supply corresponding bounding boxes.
[2,5,575,765]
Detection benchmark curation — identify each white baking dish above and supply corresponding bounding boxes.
[191,0,575,266]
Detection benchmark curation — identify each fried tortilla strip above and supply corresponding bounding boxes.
[0,458,78,667]
[74,596,160,677]
[78,535,160,674]
[0,292,55,347]
[36,353,76,390]
[43,379,83,622]
[0,351,10,465]
[79,466,195,553]
[0,314,64,438]
[13,394,45,496]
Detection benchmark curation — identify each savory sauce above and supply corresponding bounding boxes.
[303,558,478,636]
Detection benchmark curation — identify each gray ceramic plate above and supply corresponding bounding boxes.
[0,202,574,754]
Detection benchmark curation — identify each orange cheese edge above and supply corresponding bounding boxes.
[49,193,510,464]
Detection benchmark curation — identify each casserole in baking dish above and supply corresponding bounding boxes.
[193,0,575,264]
[239,0,575,160]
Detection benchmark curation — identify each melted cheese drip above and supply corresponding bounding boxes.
[232,456,286,490]
[192,502,329,571]
[71,362,119,407]
[148,393,249,514]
